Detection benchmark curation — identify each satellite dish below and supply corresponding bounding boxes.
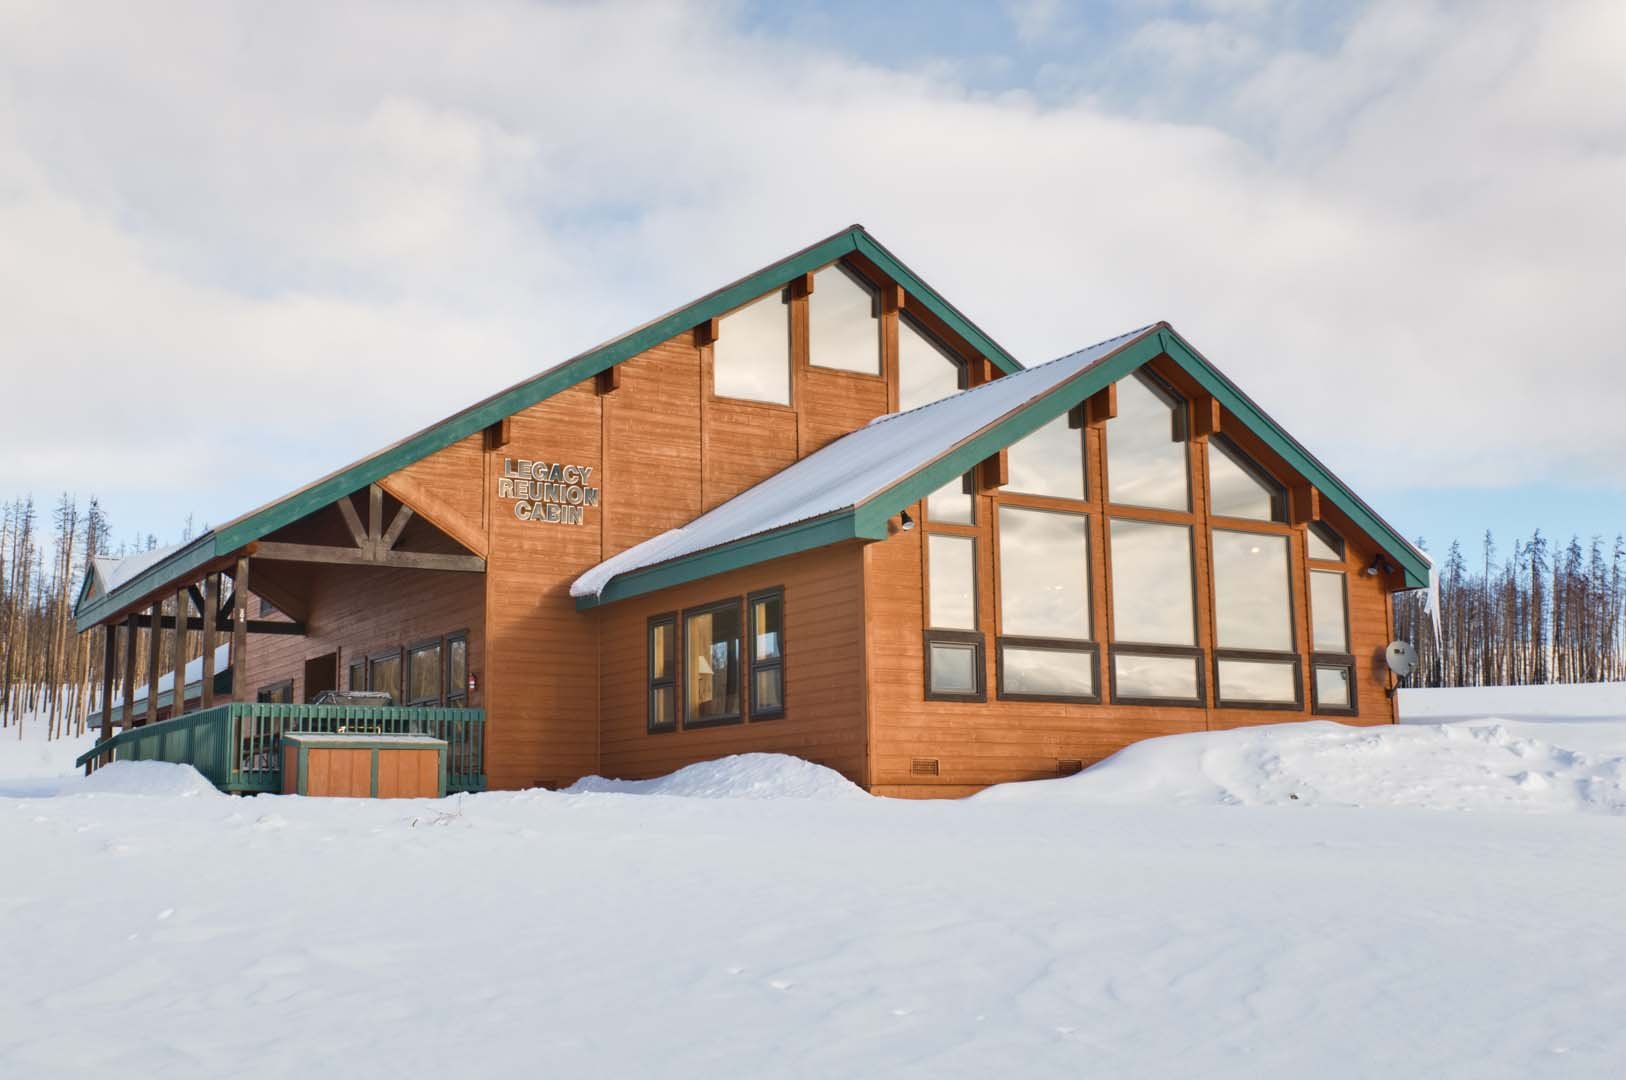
[1385,640,1418,678]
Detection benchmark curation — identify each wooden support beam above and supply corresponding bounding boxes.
[171,587,187,719]
[1087,384,1117,426]
[368,485,384,543]
[96,624,116,771]
[129,612,306,636]
[1192,395,1222,440]
[881,282,905,314]
[789,271,815,299]
[145,599,160,726]
[200,573,219,708]
[966,356,995,388]
[121,613,138,730]
[336,494,369,550]
[694,317,720,347]
[377,474,489,558]
[1290,485,1321,526]
[595,365,621,396]
[381,504,415,551]
[252,541,486,573]
[483,416,511,451]
[979,448,1009,492]
[230,557,250,703]
[187,584,206,617]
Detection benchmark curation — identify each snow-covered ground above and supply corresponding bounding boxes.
[5,697,1626,1078]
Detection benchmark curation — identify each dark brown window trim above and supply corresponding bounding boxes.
[924,531,980,633]
[647,612,678,734]
[1100,368,1193,515]
[1306,520,1347,562]
[923,630,987,702]
[807,261,885,381]
[710,287,795,410]
[1310,652,1360,717]
[1209,433,1289,524]
[923,471,978,527]
[1212,649,1304,711]
[256,679,293,704]
[680,596,745,729]
[444,629,470,707]
[1108,643,1206,708]
[899,310,970,392]
[997,503,1095,643]
[747,587,786,722]
[347,659,366,693]
[1108,518,1200,650]
[1309,568,1352,657]
[1210,526,1301,661]
[367,646,404,705]
[995,637,1101,704]
[404,636,444,708]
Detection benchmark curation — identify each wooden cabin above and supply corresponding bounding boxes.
[74,226,1430,797]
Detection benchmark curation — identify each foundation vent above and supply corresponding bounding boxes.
[910,757,941,778]
[1057,759,1084,776]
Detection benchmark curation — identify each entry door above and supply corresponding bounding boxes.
[303,653,339,703]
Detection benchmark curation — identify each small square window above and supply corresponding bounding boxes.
[924,632,985,701]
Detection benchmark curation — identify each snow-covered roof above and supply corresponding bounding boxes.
[91,545,187,597]
[101,642,232,715]
[572,325,1154,599]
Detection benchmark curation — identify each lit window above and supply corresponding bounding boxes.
[648,615,677,733]
[713,291,790,405]
[1107,373,1188,510]
[809,264,880,375]
[926,472,975,525]
[685,600,742,726]
[898,316,964,412]
[1208,437,1285,522]
[1006,410,1086,500]
[749,590,785,719]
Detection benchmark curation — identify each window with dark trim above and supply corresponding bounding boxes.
[1107,518,1204,705]
[406,638,443,707]
[996,504,1097,702]
[258,596,277,617]
[1307,521,1345,562]
[808,263,882,376]
[684,598,743,727]
[713,290,791,406]
[925,472,976,526]
[923,630,986,701]
[748,589,785,720]
[445,632,469,707]
[1309,568,1356,715]
[368,649,403,706]
[1311,659,1358,715]
[1208,435,1287,522]
[348,660,366,692]
[1106,371,1189,511]
[898,313,966,412]
[257,679,293,704]
[648,614,677,733]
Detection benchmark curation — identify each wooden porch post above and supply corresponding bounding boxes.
[121,613,138,730]
[94,624,116,773]
[230,558,251,702]
[145,599,161,726]
[172,587,188,719]
[200,573,219,708]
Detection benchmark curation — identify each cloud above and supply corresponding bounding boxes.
[0,0,1621,544]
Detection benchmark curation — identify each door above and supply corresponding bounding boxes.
[303,652,339,703]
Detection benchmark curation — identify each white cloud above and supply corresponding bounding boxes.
[0,0,1622,543]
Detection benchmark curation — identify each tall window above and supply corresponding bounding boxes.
[1211,531,1299,706]
[685,599,742,726]
[749,589,785,719]
[713,291,791,405]
[406,639,443,706]
[1108,519,1201,703]
[1209,437,1286,522]
[809,264,881,375]
[925,532,982,699]
[997,506,1096,700]
[1309,554,1355,714]
[898,315,965,413]
[446,632,469,707]
[368,650,402,705]
[348,659,366,692]
[1005,411,1087,500]
[1107,373,1189,510]
[648,615,677,733]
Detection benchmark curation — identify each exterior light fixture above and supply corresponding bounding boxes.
[900,510,915,531]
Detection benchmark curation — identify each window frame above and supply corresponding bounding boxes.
[347,659,366,693]
[256,679,294,705]
[1307,521,1347,562]
[897,310,968,412]
[1310,655,1360,716]
[710,287,794,409]
[996,637,1101,704]
[923,629,987,703]
[1212,649,1304,711]
[807,261,885,379]
[367,647,404,705]
[747,587,786,721]
[404,636,444,707]
[680,596,746,730]
[1309,568,1352,655]
[1107,517,1199,649]
[924,471,977,526]
[647,612,678,734]
[444,630,469,708]
[1207,434,1288,524]
[924,531,980,632]
[1107,643,1206,707]
[1103,369,1192,514]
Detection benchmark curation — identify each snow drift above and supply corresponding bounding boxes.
[73,761,223,799]
[564,752,867,800]
[977,719,1626,815]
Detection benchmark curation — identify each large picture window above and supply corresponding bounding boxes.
[685,599,743,727]
[1107,373,1189,511]
[898,315,964,412]
[1108,518,1201,705]
[997,505,1095,701]
[713,291,791,405]
[808,264,881,375]
[1005,411,1086,500]
[648,614,677,733]
[368,649,402,705]
[1211,530,1298,706]
[406,639,443,706]
[749,589,785,720]
[1208,437,1286,522]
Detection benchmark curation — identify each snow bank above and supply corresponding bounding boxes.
[976,719,1626,815]
[72,761,222,799]
[1399,681,1626,721]
[565,753,868,800]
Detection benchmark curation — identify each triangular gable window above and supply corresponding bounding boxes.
[1208,436,1286,522]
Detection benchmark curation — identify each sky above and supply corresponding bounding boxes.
[1,0,1622,564]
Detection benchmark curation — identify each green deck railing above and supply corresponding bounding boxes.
[76,703,486,794]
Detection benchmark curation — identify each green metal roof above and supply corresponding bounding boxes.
[75,226,1019,632]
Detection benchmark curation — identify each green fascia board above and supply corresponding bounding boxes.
[74,534,220,633]
[575,510,880,610]
[81,227,1017,629]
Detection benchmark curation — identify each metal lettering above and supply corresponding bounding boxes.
[495,457,599,526]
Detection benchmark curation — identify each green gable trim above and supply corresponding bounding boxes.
[74,535,219,633]
[574,510,881,610]
[80,226,1020,630]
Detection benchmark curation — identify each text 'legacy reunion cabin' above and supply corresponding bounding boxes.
[74,226,1430,798]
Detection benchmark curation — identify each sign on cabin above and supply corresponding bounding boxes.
[497,457,601,525]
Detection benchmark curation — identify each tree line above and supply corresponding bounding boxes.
[0,494,203,740]
[1395,531,1626,688]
